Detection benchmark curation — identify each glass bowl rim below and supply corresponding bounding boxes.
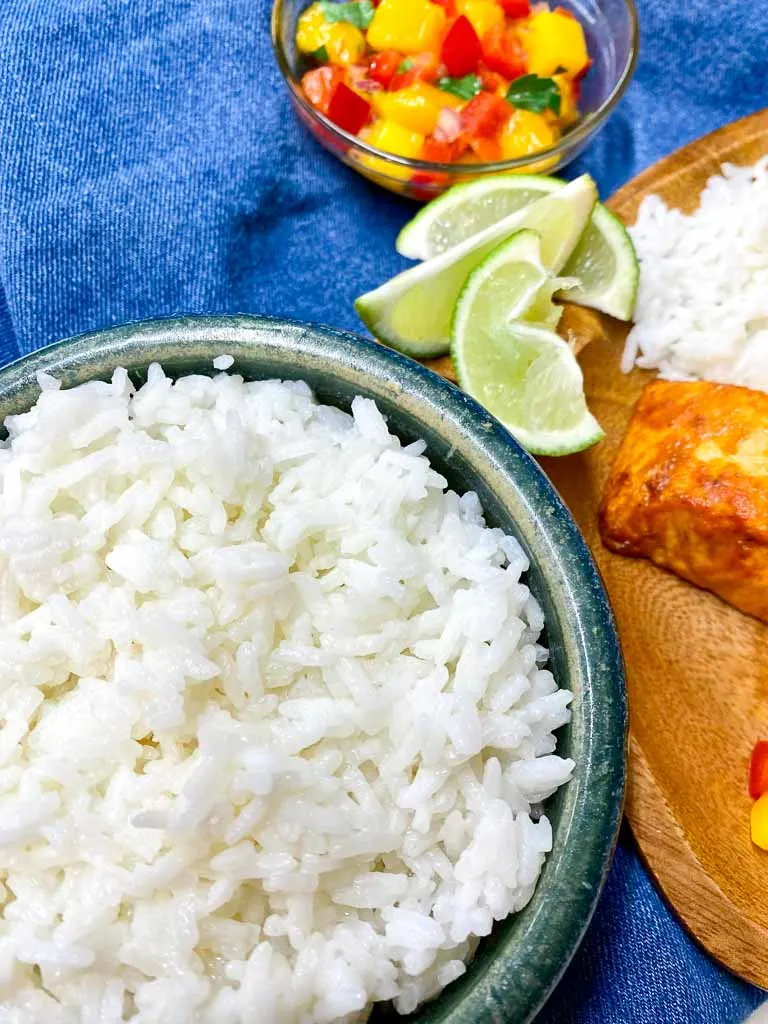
[271,0,639,177]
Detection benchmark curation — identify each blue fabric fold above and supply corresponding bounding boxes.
[0,0,764,1019]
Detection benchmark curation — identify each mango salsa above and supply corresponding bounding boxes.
[296,0,592,192]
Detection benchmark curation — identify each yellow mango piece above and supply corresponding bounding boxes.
[325,22,366,65]
[367,0,446,54]
[524,10,588,77]
[456,0,504,40]
[553,73,579,127]
[373,83,461,135]
[296,2,329,53]
[500,109,559,171]
[359,120,425,181]
[752,793,768,851]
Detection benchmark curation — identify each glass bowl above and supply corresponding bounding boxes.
[271,0,639,199]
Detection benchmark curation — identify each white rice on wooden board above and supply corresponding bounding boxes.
[623,156,768,391]
[0,363,573,1024]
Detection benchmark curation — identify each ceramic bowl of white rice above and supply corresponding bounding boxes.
[0,315,625,1024]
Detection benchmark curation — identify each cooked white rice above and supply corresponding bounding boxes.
[0,364,573,1023]
[623,157,768,391]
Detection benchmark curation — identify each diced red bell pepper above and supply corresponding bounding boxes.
[499,0,531,16]
[441,15,482,78]
[460,91,510,138]
[749,741,768,800]
[431,0,457,15]
[302,66,345,116]
[368,49,402,88]
[389,51,439,90]
[479,67,507,93]
[409,170,452,200]
[327,82,372,134]
[469,136,503,162]
[481,24,527,80]
[421,136,468,162]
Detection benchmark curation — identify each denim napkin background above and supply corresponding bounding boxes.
[0,0,765,1020]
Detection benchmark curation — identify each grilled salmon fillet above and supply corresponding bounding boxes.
[599,379,768,624]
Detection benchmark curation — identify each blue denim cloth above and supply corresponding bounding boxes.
[0,1,764,1020]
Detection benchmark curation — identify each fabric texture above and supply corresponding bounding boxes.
[0,0,765,1020]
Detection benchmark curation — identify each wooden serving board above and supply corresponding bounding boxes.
[428,108,768,988]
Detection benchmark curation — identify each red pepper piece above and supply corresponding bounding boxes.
[469,136,503,162]
[302,66,345,115]
[481,24,527,80]
[460,91,510,138]
[432,0,458,14]
[409,170,452,200]
[368,49,402,87]
[421,136,468,163]
[389,51,439,90]
[478,67,507,93]
[327,82,372,134]
[499,0,531,16]
[749,741,768,800]
[441,15,482,77]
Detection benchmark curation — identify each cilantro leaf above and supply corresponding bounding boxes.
[397,58,414,74]
[318,0,375,29]
[437,74,483,101]
[506,74,561,114]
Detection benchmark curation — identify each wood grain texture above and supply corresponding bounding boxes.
[426,108,768,988]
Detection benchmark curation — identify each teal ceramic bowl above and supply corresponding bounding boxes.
[0,314,626,1024]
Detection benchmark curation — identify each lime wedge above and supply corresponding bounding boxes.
[559,204,639,321]
[451,234,603,456]
[396,173,638,322]
[396,174,563,261]
[355,174,597,359]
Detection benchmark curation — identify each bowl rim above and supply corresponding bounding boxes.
[0,314,627,1023]
[270,0,639,178]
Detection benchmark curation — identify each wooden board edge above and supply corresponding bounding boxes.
[627,737,768,990]
[606,107,768,220]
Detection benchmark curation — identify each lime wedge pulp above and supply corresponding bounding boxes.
[354,174,597,359]
[396,173,638,322]
[396,174,564,261]
[560,204,639,321]
[451,232,604,456]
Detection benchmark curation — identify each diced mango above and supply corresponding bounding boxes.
[359,120,426,181]
[373,83,462,135]
[751,793,768,851]
[553,73,579,127]
[524,10,589,76]
[297,6,365,65]
[500,109,559,158]
[456,0,505,41]
[367,0,447,55]
[499,109,559,171]
[296,2,329,53]
[325,23,366,65]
